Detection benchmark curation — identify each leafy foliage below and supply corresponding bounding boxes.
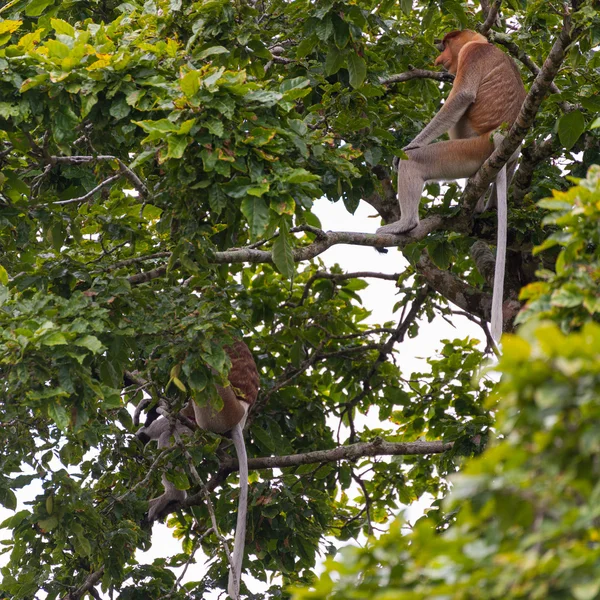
[0,0,597,598]
[291,169,600,600]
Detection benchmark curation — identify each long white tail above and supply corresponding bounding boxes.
[491,164,507,342]
[227,422,248,599]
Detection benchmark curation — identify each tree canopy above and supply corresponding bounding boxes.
[0,0,598,598]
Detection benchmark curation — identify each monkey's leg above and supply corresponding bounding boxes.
[146,422,190,522]
[192,385,246,434]
[377,135,494,235]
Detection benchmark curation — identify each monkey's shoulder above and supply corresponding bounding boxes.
[458,40,504,65]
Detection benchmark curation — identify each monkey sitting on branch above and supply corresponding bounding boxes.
[378,30,527,340]
[136,340,259,600]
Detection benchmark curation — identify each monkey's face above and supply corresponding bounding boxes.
[434,40,457,74]
[434,30,476,75]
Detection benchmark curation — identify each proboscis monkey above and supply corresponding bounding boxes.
[378,30,526,340]
[137,340,260,600]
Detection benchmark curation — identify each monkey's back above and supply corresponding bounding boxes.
[462,43,527,136]
[227,341,259,406]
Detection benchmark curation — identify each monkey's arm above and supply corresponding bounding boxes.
[405,87,476,149]
[404,50,482,150]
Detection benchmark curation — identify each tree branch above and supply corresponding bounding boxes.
[381,69,454,86]
[417,252,492,321]
[62,568,104,600]
[479,0,502,35]
[49,154,149,198]
[47,174,121,206]
[198,438,453,493]
[126,220,450,285]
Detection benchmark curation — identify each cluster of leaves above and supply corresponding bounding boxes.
[291,168,600,600]
[519,165,600,330]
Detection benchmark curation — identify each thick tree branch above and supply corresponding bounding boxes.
[417,252,492,321]
[62,568,104,600]
[126,220,450,285]
[241,439,452,469]
[479,0,502,35]
[462,14,580,211]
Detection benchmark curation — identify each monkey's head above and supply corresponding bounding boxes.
[434,30,487,74]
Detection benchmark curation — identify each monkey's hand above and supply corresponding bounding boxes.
[147,488,187,522]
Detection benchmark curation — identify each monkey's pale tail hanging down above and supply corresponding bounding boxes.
[227,422,248,600]
[491,165,507,342]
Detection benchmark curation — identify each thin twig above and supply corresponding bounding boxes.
[47,174,121,207]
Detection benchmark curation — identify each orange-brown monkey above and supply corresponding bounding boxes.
[137,341,259,600]
[378,30,527,339]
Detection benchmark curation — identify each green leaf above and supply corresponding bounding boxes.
[244,127,277,147]
[50,18,75,37]
[332,15,350,48]
[198,45,229,60]
[48,403,69,431]
[590,116,600,130]
[41,332,68,346]
[400,0,413,15]
[551,287,583,308]
[168,470,190,490]
[558,110,585,150]
[0,510,30,529]
[167,135,190,159]
[315,15,333,41]
[25,0,54,17]
[74,335,104,354]
[272,221,295,279]
[74,533,92,557]
[296,36,317,58]
[247,183,270,197]
[252,425,276,452]
[180,70,201,97]
[284,169,320,184]
[241,196,270,238]
[428,241,452,270]
[206,119,224,137]
[0,487,17,511]
[325,46,345,76]
[444,0,468,26]
[0,264,8,285]
[20,73,49,92]
[347,53,367,89]
[37,516,59,531]
[581,96,600,112]
[0,20,22,37]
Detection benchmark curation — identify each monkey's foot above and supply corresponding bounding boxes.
[376,219,418,235]
[147,489,187,522]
